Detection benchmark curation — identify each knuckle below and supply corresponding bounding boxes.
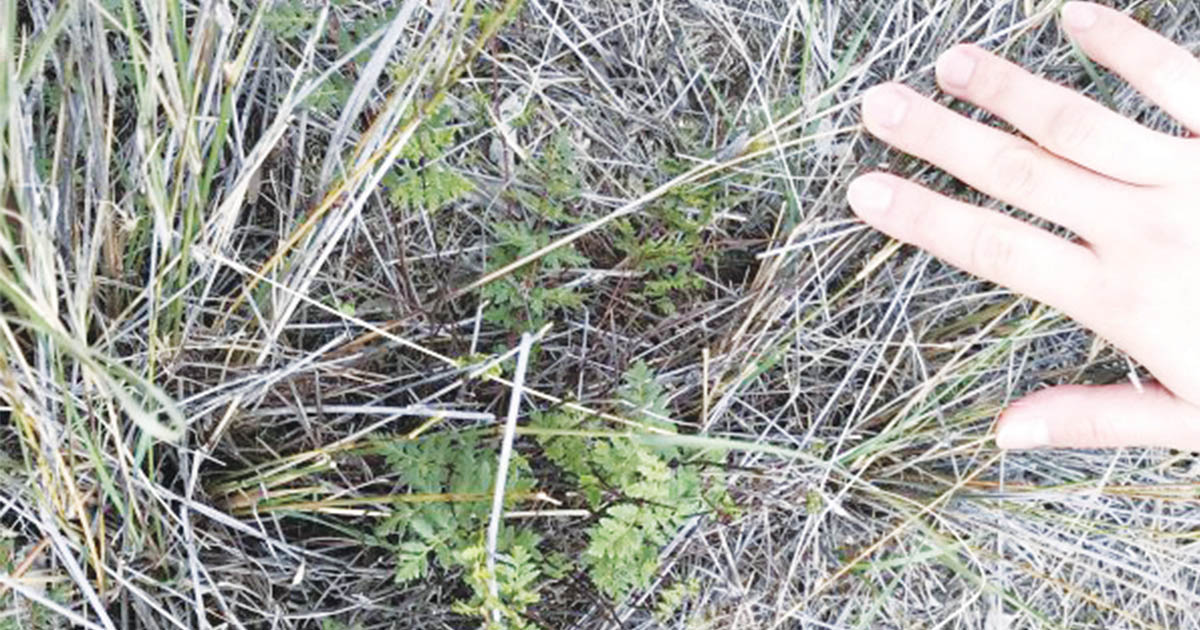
[1153,51,1192,90]
[1063,408,1143,449]
[1136,198,1199,249]
[968,224,1015,278]
[898,193,936,243]
[1048,106,1096,155]
[1087,266,1141,327]
[1137,215,1181,249]
[968,60,1010,103]
[1180,141,1200,183]
[992,145,1039,199]
[1066,417,1112,448]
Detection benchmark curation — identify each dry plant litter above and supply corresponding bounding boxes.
[1,0,1199,628]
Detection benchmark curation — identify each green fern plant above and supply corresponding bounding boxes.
[613,173,719,315]
[373,430,545,627]
[481,221,589,332]
[655,577,701,623]
[507,131,582,223]
[302,71,355,115]
[384,104,475,212]
[453,539,546,630]
[482,130,591,333]
[263,0,318,39]
[371,362,729,619]
[532,361,730,600]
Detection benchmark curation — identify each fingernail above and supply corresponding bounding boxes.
[1062,2,1098,31]
[862,85,908,128]
[936,47,977,90]
[847,177,894,214]
[996,417,1050,449]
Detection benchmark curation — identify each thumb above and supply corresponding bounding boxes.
[995,383,1200,450]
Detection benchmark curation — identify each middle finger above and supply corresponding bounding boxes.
[861,82,1132,245]
[935,44,1199,187]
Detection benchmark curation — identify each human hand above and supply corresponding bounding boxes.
[847,2,1200,450]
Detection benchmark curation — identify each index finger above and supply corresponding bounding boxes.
[1063,2,1200,135]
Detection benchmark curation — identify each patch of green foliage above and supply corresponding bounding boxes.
[453,539,547,628]
[615,163,721,315]
[384,105,474,211]
[481,222,589,332]
[655,577,702,623]
[532,361,731,600]
[373,430,546,629]
[263,0,320,39]
[370,362,729,623]
[302,72,355,115]
[269,0,357,116]
[481,130,592,332]
[479,122,725,331]
[507,131,583,223]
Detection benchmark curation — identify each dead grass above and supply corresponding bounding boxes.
[1,0,1199,628]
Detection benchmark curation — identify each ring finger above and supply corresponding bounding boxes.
[847,172,1103,320]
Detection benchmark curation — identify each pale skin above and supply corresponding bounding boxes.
[847,1,1200,451]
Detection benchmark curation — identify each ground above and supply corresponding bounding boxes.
[1,0,1199,628]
